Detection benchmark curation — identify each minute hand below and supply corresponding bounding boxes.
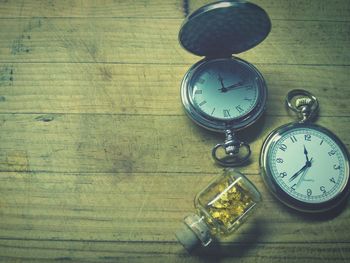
[289,163,309,182]
[289,158,313,182]
[224,82,248,91]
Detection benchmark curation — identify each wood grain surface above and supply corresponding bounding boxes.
[0,0,350,262]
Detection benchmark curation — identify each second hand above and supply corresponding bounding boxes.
[296,158,313,188]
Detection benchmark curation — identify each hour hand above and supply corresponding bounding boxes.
[217,74,226,92]
[304,145,310,162]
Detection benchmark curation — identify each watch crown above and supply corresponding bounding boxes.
[295,97,312,109]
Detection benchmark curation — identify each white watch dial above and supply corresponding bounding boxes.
[269,127,349,204]
[189,59,259,120]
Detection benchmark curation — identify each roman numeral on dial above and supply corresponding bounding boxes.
[199,100,207,107]
[223,109,231,118]
[236,105,244,113]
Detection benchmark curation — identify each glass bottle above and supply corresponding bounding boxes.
[175,169,262,251]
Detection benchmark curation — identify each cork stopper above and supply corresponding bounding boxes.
[175,214,212,252]
[175,222,200,252]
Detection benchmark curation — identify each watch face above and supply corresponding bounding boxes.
[188,58,260,120]
[262,123,350,211]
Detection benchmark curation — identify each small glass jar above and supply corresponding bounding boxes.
[176,169,261,251]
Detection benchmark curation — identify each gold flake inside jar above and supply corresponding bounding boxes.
[206,176,256,230]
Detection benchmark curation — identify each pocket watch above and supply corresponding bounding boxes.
[260,90,350,212]
[179,1,271,166]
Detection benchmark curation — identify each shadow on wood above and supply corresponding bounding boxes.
[191,217,267,261]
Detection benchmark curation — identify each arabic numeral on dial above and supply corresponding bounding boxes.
[290,135,297,143]
[330,177,336,184]
[307,189,312,196]
[279,144,287,152]
[276,158,284,163]
[279,172,287,178]
[291,184,296,191]
[333,164,341,170]
[328,149,336,156]
[320,186,326,194]
[304,134,311,141]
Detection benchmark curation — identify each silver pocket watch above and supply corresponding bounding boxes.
[260,90,350,212]
[179,1,271,166]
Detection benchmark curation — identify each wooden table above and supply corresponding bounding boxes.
[0,0,349,262]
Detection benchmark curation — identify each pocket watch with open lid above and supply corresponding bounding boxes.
[260,90,350,212]
[179,1,271,166]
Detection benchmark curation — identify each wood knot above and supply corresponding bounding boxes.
[35,115,54,122]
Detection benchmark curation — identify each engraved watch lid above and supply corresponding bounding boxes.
[179,1,271,57]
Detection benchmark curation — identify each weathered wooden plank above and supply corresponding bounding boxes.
[0,238,349,263]
[0,0,185,19]
[0,172,349,244]
[0,0,348,262]
[0,0,349,22]
[0,18,348,65]
[0,63,349,116]
[190,0,350,21]
[0,114,349,174]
